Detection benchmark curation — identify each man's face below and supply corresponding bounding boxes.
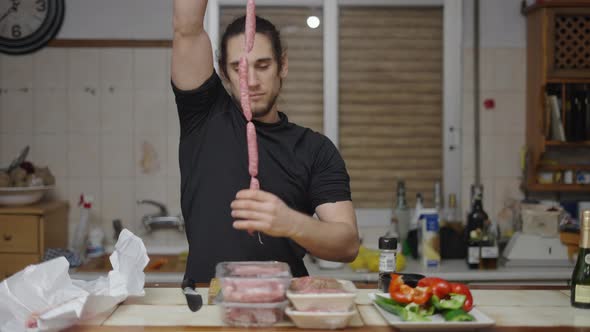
[225,33,288,119]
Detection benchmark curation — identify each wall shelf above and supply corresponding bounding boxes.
[524,2,590,193]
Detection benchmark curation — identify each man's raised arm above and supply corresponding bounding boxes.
[172,0,213,90]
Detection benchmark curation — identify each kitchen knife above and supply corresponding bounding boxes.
[181,279,203,312]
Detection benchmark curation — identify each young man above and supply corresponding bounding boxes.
[172,0,359,282]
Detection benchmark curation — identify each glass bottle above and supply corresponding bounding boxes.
[479,219,499,270]
[465,185,488,269]
[391,181,410,245]
[571,210,590,309]
[433,180,442,212]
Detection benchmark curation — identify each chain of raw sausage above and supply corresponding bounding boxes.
[241,0,258,190]
[241,0,261,242]
[245,0,256,53]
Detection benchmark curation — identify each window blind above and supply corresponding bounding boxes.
[339,7,443,208]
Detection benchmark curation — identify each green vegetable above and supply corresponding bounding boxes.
[442,309,475,322]
[404,302,420,313]
[419,304,435,316]
[404,302,434,317]
[374,295,431,322]
[431,293,466,310]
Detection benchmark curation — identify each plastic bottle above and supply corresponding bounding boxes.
[71,194,93,260]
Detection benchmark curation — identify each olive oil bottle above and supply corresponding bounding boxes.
[571,210,590,309]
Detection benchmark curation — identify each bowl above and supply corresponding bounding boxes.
[0,186,53,206]
[379,272,425,293]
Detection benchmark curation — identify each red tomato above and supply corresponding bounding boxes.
[417,277,451,299]
[412,286,433,305]
[449,282,474,312]
[390,284,415,304]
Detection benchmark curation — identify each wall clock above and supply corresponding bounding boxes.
[0,0,65,55]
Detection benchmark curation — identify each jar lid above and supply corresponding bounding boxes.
[379,236,397,250]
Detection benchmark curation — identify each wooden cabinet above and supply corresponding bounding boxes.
[524,1,590,192]
[0,201,69,279]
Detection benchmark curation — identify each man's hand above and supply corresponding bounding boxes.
[231,189,298,238]
[231,189,359,262]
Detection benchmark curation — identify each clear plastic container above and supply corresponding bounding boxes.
[220,300,289,327]
[215,261,292,303]
[285,307,356,329]
[287,278,357,312]
[216,261,291,278]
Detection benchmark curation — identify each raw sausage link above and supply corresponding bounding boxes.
[239,56,252,121]
[243,0,261,243]
[250,176,260,190]
[245,0,256,53]
[246,122,258,177]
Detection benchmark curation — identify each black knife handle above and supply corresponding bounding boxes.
[181,278,196,290]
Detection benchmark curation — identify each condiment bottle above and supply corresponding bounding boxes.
[378,236,397,292]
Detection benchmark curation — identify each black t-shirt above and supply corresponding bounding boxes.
[172,72,351,282]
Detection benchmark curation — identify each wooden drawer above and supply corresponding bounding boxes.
[0,253,39,280]
[0,216,39,253]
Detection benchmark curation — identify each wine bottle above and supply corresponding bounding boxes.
[465,185,488,269]
[571,210,590,309]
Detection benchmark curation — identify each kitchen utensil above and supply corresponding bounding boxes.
[0,145,29,172]
[181,279,203,312]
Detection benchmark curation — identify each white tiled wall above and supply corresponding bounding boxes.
[0,45,529,248]
[461,47,526,220]
[0,47,183,248]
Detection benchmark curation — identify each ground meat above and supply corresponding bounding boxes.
[223,305,283,326]
[222,278,287,303]
[290,277,348,294]
[246,122,258,177]
[245,0,256,53]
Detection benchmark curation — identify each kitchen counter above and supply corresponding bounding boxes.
[61,285,590,332]
[306,257,574,285]
[69,255,574,285]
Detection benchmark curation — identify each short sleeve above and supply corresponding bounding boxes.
[309,137,352,211]
[171,72,224,138]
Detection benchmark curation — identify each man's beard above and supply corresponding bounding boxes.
[233,90,280,120]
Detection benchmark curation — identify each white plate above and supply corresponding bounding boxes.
[0,186,53,206]
[369,293,495,331]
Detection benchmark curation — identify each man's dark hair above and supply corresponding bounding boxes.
[219,15,284,79]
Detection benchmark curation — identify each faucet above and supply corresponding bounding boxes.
[137,199,184,232]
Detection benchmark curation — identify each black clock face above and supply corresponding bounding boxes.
[0,0,65,55]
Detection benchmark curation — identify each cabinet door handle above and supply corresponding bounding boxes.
[3,234,12,241]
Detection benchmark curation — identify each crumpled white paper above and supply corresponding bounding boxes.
[0,229,149,332]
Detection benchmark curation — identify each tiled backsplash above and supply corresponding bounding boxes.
[0,47,182,246]
[0,45,528,249]
[461,47,526,217]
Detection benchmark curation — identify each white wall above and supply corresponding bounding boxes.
[1,0,531,246]
[58,0,526,47]
[58,0,173,39]
[460,0,527,221]
[462,0,526,48]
